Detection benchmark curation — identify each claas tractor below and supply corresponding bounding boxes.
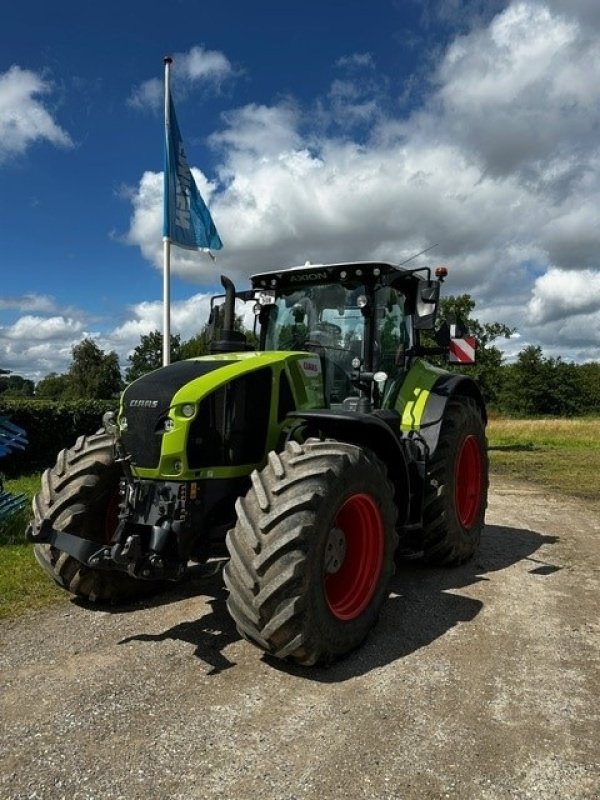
[27,261,488,665]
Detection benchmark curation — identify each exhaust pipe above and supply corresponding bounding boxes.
[221,275,235,333]
[209,274,251,353]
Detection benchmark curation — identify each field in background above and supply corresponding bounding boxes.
[487,417,600,504]
[1,417,598,619]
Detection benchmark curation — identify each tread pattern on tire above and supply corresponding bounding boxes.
[421,396,489,565]
[224,439,398,665]
[32,431,162,603]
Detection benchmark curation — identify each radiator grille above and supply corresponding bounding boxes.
[187,368,272,468]
[121,360,232,468]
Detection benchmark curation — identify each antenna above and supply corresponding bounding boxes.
[398,244,438,266]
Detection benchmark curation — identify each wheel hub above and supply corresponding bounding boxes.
[324,527,347,574]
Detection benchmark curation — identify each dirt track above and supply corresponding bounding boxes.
[1,476,598,800]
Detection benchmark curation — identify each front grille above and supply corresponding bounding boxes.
[121,360,233,468]
[187,368,272,468]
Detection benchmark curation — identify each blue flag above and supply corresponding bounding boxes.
[163,96,223,251]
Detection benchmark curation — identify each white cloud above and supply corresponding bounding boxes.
[128,45,238,110]
[528,268,600,324]
[5,315,84,341]
[0,294,57,313]
[209,102,302,159]
[0,315,88,379]
[429,2,600,177]
[0,65,73,163]
[126,78,162,112]
[335,53,375,69]
[111,293,212,348]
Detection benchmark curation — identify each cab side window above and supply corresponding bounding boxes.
[375,287,409,372]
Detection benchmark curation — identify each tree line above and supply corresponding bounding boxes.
[1,296,598,416]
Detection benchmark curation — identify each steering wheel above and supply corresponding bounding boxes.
[312,321,342,336]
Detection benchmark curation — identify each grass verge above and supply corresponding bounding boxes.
[487,417,600,505]
[0,474,65,619]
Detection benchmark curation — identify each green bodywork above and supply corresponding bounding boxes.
[120,351,453,483]
[384,358,450,431]
[120,350,326,482]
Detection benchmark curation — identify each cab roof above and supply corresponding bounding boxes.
[250,261,416,290]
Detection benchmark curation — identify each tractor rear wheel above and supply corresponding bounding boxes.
[421,396,488,565]
[224,439,398,665]
[32,431,163,603]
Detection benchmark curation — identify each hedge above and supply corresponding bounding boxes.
[0,398,116,476]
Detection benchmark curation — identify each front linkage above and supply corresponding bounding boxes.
[27,434,194,582]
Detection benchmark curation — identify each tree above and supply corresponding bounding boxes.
[501,345,551,416]
[0,374,34,397]
[126,320,257,383]
[501,347,596,417]
[125,331,182,382]
[67,339,123,399]
[179,328,210,360]
[578,362,600,414]
[35,372,71,400]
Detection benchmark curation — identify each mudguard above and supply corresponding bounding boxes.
[385,358,486,455]
[286,408,411,528]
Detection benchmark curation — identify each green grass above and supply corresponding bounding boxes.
[0,474,65,619]
[487,417,600,505]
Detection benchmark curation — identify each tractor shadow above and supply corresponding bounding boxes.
[106,524,559,680]
[74,562,240,675]
[120,587,240,675]
[265,523,560,682]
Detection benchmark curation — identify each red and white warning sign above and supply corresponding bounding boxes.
[449,336,476,364]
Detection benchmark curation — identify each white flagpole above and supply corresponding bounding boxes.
[162,55,173,367]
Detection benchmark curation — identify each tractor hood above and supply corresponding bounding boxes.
[119,351,324,480]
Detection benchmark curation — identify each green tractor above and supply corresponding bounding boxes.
[28,261,488,665]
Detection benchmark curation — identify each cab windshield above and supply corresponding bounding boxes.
[263,282,411,404]
[264,283,364,359]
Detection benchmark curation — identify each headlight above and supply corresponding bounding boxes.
[181,403,196,418]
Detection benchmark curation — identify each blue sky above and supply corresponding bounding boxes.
[1,0,599,379]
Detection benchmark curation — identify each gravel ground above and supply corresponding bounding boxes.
[1,475,598,800]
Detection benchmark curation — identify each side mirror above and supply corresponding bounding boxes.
[414,280,440,330]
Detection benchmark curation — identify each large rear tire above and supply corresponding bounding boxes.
[224,439,398,665]
[32,431,163,603]
[421,397,488,565]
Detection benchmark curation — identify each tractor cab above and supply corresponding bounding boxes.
[249,261,442,409]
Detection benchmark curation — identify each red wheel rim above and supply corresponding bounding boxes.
[455,435,483,528]
[324,493,385,621]
[104,490,121,543]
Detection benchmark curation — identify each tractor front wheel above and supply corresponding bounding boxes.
[421,397,488,565]
[224,439,398,665]
[32,431,164,603]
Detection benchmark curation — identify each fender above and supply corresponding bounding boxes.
[387,358,486,455]
[419,373,486,454]
[286,408,411,527]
